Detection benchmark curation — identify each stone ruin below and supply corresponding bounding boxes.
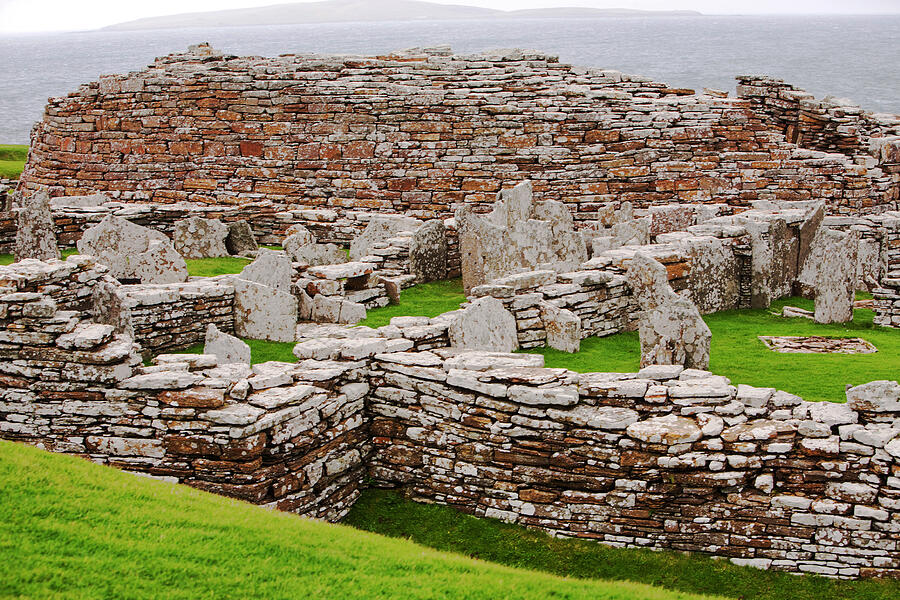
[3,45,900,580]
[457,181,587,293]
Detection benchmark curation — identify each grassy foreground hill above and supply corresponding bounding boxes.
[0,440,716,600]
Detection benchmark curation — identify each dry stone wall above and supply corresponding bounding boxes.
[367,351,900,578]
[2,257,900,577]
[17,46,895,222]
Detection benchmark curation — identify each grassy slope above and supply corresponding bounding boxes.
[359,278,466,328]
[528,297,899,403]
[0,144,27,179]
[0,440,716,600]
[183,255,251,277]
[345,490,900,600]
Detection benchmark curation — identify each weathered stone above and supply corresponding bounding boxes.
[233,278,298,342]
[238,249,292,293]
[626,414,702,445]
[283,224,346,266]
[350,214,421,260]
[846,380,900,412]
[539,302,580,353]
[626,251,673,311]
[225,220,258,255]
[456,181,587,293]
[77,215,188,283]
[409,220,448,283]
[173,216,229,259]
[448,296,518,353]
[204,323,250,365]
[14,190,59,262]
[801,228,858,323]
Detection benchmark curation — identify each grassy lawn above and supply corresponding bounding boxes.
[184,255,251,277]
[181,337,297,364]
[345,489,900,600]
[0,439,717,600]
[0,144,28,179]
[527,296,899,403]
[359,278,466,328]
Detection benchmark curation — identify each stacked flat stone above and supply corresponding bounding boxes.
[17,46,895,226]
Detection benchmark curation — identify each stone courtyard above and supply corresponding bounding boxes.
[2,44,900,579]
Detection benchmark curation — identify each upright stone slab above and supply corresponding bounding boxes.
[238,249,293,293]
[456,181,587,293]
[204,323,251,365]
[638,296,712,369]
[540,302,581,353]
[232,278,298,342]
[77,215,188,283]
[349,214,422,260]
[813,229,858,324]
[173,216,229,259]
[225,220,258,255]
[448,296,518,353]
[408,220,448,283]
[14,190,59,262]
[283,224,346,266]
[626,251,711,369]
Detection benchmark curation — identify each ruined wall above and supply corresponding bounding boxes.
[3,255,900,577]
[368,350,900,578]
[874,215,900,327]
[17,46,892,222]
[0,280,368,519]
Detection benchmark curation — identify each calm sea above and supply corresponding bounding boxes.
[1,15,898,144]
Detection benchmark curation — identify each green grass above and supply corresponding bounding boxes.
[0,144,27,179]
[528,296,899,403]
[183,255,251,277]
[345,489,900,600]
[182,338,297,364]
[0,439,718,600]
[0,247,77,265]
[359,278,466,328]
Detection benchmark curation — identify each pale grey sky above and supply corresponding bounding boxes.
[1,0,897,33]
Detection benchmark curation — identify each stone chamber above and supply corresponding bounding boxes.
[3,44,900,579]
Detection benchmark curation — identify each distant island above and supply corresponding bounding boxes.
[103,0,702,31]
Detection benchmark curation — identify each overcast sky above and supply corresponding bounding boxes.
[1,0,898,33]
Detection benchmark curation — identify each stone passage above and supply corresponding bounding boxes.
[16,45,899,219]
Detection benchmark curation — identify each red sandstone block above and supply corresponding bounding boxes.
[388,178,417,191]
[342,141,375,159]
[609,166,651,178]
[461,179,500,192]
[264,146,295,160]
[585,130,620,143]
[320,144,341,160]
[263,122,293,135]
[170,141,203,155]
[183,178,219,191]
[240,141,264,157]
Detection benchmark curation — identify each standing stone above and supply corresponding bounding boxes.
[456,181,587,293]
[173,217,229,259]
[350,214,422,260]
[90,278,133,338]
[77,215,188,283]
[540,302,581,353]
[232,278,298,342]
[448,296,519,352]
[14,190,59,262]
[812,229,858,324]
[626,251,711,369]
[283,224,347,266]
[238,249,293,292]
[204,323,251,365]
[225,221,258,255]
[409,220,448,283]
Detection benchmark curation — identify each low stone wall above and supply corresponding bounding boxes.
[0,284,368,520]
[368,350,900,578]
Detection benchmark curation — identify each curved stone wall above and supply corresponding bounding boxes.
[17,46,894,220]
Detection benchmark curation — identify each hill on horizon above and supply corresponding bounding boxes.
[103,0,702,32]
